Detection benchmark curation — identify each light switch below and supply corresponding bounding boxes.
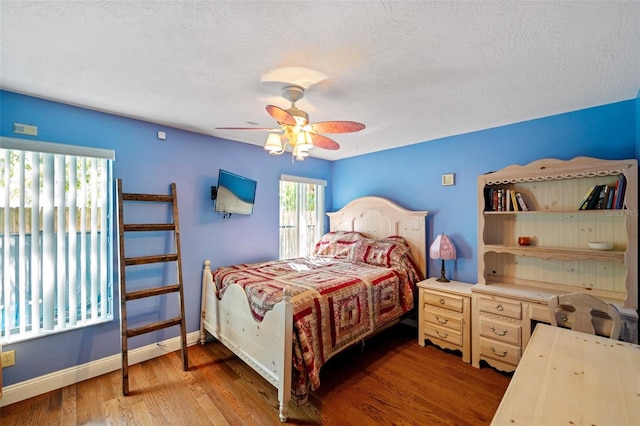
[442,173,455,186]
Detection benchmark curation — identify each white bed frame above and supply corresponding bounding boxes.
[199,196,428,422]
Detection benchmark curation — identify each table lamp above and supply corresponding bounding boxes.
[430,233,457,282]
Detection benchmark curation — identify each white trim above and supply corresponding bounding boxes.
[0,136,115,160]
[279,174,327,186]
[0,331,200,407]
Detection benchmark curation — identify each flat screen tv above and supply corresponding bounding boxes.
[214,169,257,215]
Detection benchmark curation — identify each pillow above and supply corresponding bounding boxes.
[312,231,364,258]
[397,251,424,283]
[380,235,410,248]
[348,238,411,268]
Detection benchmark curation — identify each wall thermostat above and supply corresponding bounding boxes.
[442,173,455,186]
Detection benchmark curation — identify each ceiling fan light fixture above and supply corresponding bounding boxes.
[292,144,311,161]
[264,133,284,154]
[296,131,314,150]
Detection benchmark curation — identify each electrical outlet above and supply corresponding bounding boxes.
[14,123,38,136]
[1,350,16,368]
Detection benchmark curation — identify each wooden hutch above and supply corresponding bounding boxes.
[471,156,638,372]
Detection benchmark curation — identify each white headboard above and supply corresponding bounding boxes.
[327,196,428,277]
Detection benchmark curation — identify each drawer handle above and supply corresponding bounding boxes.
[439,298,446,305]
[435,329,449,339]
[435,316,448,325]
[490,346,508,357]
[495,303,504,312]
[490,326,507,336]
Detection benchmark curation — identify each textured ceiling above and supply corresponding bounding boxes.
[1,1,639,161]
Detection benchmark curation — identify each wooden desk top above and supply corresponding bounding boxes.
[491,324,640,425]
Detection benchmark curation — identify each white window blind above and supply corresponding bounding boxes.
[279,175,326,259]
[1,137,115,343]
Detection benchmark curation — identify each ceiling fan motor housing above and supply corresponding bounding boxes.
[287,107,309,126]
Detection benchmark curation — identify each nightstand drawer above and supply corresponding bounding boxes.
[477,296,521,319]
[478,315,521,346]
[424,323,463,347]
[478,337,521,366]
[423,290,464,312]
[423,306,463,332]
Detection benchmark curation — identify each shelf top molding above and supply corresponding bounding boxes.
[481,156,637,186]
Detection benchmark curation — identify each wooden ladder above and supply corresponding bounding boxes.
[117,179,188,395]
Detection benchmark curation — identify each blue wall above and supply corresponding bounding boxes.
[0,90,333,385]
[332,100,637,284]
[1,89,637,389]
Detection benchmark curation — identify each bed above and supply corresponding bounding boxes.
[199,196,428,422]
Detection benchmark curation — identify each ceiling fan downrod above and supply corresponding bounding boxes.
[282,85,309,126]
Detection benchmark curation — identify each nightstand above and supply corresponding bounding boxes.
[417,277,472,363]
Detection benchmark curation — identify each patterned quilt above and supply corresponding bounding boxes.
[211,232,423,402]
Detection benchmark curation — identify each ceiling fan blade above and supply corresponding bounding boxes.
[310,121,365,134]
[266,105,296,126]
[310,133,340,150]
[216,127,279,131]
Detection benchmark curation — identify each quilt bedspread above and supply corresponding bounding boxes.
[211,255,418,400]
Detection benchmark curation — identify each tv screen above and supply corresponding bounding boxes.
[214,169,257,215]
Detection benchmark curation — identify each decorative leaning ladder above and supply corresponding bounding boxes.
[116,179,189,395]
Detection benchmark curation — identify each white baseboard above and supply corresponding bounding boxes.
[0,331,200,407]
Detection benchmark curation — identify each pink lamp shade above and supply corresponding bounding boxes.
[430,233,457,260]
[430,233,456,282]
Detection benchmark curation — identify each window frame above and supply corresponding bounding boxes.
[1,136,115,344]
[278,174,326,259]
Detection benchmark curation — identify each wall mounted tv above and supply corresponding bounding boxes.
[214,169,257,215]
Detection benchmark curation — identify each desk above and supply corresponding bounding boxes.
[491,324,640,425]
[472,284,638,373]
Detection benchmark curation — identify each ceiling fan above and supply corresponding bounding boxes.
[217,85,365,161]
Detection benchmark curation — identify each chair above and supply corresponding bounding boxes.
[548,293,621,339]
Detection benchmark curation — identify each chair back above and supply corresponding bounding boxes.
[548,293,621,339]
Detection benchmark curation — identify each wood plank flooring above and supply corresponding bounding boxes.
[1,323,511,425]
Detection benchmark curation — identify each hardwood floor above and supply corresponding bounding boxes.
[1,323,511,425]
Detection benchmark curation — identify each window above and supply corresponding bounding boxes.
[279,175,326,259]
[1,137,114,343]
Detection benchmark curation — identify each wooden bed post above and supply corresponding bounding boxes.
[199,260,211,344]
[278,286,293,422]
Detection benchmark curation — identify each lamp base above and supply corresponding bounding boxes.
[436,259,450,283]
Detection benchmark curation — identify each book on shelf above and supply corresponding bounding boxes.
[576,176,628,211]
[578,185,598,209]
[486,188,511,212]
[605,185,615,209]
[515,192,529,211]
[611,179,619,209]
[582,185,603,210]
[510,190,519,212]
[484,187,493,211]
[486,187,539,212]
[595,185,608,209]
[614,174,627,209]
